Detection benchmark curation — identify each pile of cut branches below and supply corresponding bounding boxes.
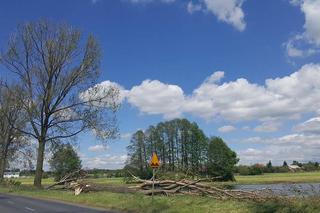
[47,170,277,201]
[129,174,275,201]
[46,170,135,195]
[46,170,91,195]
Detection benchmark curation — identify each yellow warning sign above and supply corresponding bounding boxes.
[150,152,160,168]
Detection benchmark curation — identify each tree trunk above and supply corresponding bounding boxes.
[0,142,10,182]
[34,139,45,188]
[0,156,6,181]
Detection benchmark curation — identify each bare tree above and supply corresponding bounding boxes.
[0,84,26,181]
[0,20,120,187]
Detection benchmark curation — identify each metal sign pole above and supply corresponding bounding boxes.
[152,168,155,201]
[150,152,159,205]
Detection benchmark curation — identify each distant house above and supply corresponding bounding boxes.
[288,165,302,172]
[4,171,20,178]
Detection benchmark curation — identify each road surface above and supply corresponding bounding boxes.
[0,193,116,213]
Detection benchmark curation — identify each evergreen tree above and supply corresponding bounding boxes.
[283,161,288,167]
[266,160,273,173]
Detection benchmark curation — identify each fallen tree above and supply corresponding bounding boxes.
[47,170,135,195]
[47,170,276,201]
[46,170,91,195]
[127,173,275,201]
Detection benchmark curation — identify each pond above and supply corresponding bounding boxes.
[235,183,320,197]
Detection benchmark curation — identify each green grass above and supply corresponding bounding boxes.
[3,173,320,212]
[86,177,127,185]
[234,171,320,185]
[0,185,254,213]
[17,177,125,186]
[17,177,55,186]
[16,171,320,188]
[2,185,320,213]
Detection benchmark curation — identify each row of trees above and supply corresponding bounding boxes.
[236,160,320,176]
[0,20,120,187]
[125,119,239,180]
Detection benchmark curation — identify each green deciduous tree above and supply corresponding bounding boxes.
[126,119,238,180]
[207,137,239,181]
[49,143,81,181]
[126,130,149,178]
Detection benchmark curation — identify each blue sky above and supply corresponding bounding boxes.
[1,0,320,169]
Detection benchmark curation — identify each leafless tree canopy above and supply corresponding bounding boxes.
[0,20,120,187]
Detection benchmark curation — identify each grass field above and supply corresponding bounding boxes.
[16,171,320,186]
[234,171,320,184]
[16,177,125,186]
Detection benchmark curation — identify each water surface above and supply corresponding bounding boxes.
[235,183,320,197]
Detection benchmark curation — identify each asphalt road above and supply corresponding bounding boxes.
[0,193,115,213]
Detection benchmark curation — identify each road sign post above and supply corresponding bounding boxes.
[152,168,155,200]
[150,152,160,202]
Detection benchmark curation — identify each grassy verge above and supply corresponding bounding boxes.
[0,185,254,213]
[2,185,320,213]
[3,172,320,212]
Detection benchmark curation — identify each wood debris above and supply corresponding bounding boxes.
[128,173,275,201]
[47,170,277,201]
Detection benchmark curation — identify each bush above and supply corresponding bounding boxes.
[273,166,290,173]
[303,162,320,172]
[238,165,251,175]
[0,179,21,186]
[93,173,100,179]
[42,172,49,179]
[249,165,264,175]
[236,164,264,176]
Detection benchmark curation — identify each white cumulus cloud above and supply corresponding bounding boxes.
[218,125,236,133]
[202,0,246,31]
[84,63,320,123]
[254,121,282,133]
[82,154,128,169]
[187,1,202,14]
[286,0,320,57]
[187,0,246,31]
[294,117,320,134]
[127,80,185,119]
[88,144,109,152]
[238,115,320,165]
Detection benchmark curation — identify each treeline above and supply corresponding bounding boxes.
[125,119,238,180]
[87,169,125,178]
[19,169,126,179]
[236,160,320,176]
